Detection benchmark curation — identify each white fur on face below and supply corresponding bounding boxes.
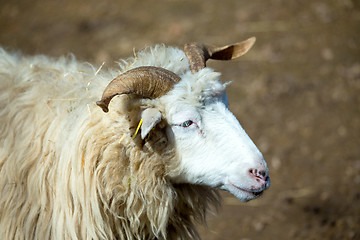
[161,68,270,202]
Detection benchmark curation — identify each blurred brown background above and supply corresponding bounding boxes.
[1,0,359,239]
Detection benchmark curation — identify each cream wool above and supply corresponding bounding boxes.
[0,46,219,239]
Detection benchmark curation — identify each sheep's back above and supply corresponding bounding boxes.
[0,48,109,238]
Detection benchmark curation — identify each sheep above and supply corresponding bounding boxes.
[0,37,270,240]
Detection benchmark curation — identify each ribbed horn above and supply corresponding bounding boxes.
[96,66,181,112]
[184,37,256,73]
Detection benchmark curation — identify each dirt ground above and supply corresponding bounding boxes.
[1,0,359,239]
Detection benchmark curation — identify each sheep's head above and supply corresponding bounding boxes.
[97,37,270,202]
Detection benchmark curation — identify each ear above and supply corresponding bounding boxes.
[210,37,256,60]
[140,108,162,139]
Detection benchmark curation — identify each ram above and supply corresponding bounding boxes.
[0,37,270,239]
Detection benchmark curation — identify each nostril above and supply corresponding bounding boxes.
[248,168,270,189]
[265,176,271,188]
[248,168,267,181]
[265,176,270,184]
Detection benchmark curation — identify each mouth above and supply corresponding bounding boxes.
[225,179,266,201]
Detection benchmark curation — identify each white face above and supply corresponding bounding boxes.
[165,97,270,202]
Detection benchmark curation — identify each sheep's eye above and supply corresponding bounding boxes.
[180,120,193,128]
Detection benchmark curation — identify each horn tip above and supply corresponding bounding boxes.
[247,36,256,46]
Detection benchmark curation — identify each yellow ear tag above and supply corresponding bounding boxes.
[132,119,143,140]
[144,130,151,142]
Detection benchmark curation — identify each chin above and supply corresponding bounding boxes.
[223,185,261,202]
[222,179,269,202]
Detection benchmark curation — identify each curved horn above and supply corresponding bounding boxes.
[96,66,181,112]
[184,37,256,73]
